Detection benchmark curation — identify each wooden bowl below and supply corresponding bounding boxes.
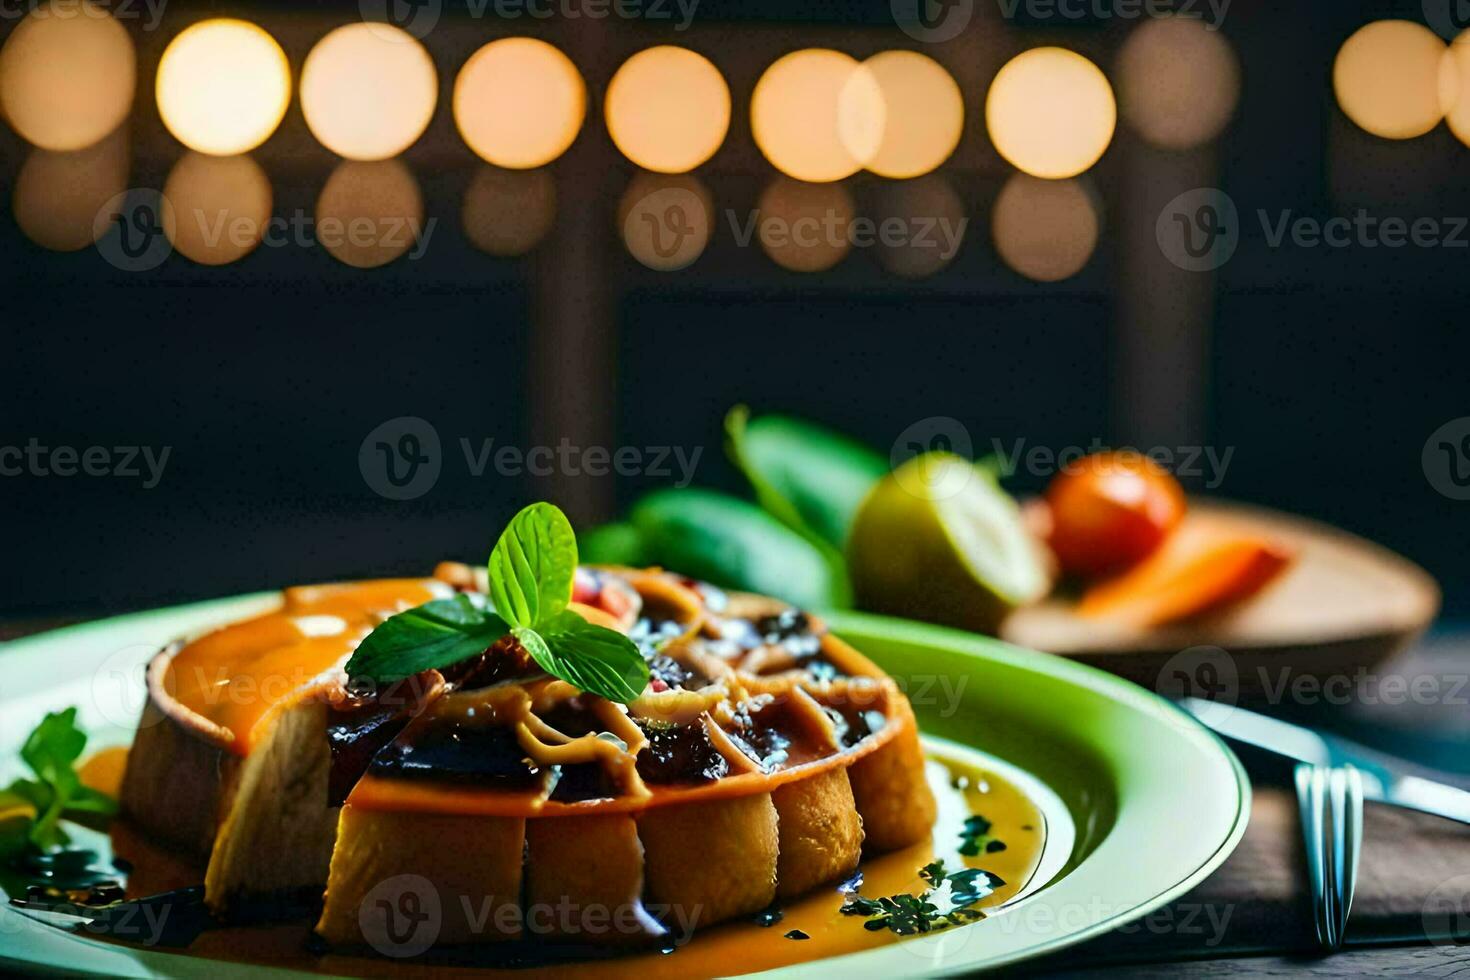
[1001,501,1440,701]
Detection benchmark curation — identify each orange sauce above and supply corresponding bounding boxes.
[87,748,1049,978]
[162,579,446,753]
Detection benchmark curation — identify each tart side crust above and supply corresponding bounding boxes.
[317,805,526,946]
[771,766,864,898]
[638,791,779,930]
[119,645,238,861]
[846,699,938,852]
[524,814,661,945]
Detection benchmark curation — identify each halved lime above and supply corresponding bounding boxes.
[848,453,1049,634]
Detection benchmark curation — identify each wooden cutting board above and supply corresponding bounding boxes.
[1001,501,1441,698]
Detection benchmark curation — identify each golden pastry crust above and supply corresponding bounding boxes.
[638,792,780,929]
[771,766,864,898]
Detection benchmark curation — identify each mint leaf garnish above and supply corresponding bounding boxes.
[344,594,506,683]
[346,502,649,704]
[488,502,577,630]
[3,708,116,856]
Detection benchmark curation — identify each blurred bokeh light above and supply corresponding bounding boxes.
[315,159,424,268]
[751,49,885,183]
[862,50,964,179]
[0,1,135,152]
[156,19,289,156]
[454,38,585,169]
[992,173,1099,282]
[986,47,1115,180]
[620,172,714,271]
[1116,17,1240,150]
[1333,20,1453,140]
[163,152,272,265]
[302,23,437,161]
[871,175,966,279]
[12,130,129,251]
[757,177,854,271]
[605,46,729,174]
[462,166,557,257]
[1442,29,1470,147]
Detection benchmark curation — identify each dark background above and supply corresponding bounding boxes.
[1,0,1466,618]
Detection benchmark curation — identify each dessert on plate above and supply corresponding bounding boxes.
[119,503,936,950]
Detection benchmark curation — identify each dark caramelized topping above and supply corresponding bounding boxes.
[647,655,693,691]
[327,672,441,806]
[634,720,729,784]
[369,719,541,789]
[754,609,822,657]
[548,761,619,803]
[440,634,541,690]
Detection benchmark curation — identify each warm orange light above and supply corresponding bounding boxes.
[619,173,713,271]
[757,177,854,272]
[605,46,730,174]
[12,131,129,251]
[454,38,585,169]
[1445,30,1470,147]
[316,160,426,268]
[163,153,273,265]
[302,23,437,161]
[156,20,289,156]
[462,167,557,257]
[862,50,963,179]
[992,174,1099,282]
[986,47,1115,179]
[1117,17,1240,150]
[751,49,885,183]
[0,1,135,152]
[1333,20,1453,140]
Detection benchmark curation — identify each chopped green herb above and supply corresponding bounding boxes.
[841,859,1001,935]
[345,503,650,704]
[958,814,1006,857]
[2,708,116,857]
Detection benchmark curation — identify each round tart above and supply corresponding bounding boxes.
[120,564,937,949]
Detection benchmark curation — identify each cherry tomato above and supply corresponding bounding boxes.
[1045,451,1186,580]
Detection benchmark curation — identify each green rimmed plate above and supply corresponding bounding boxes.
[0,597,1249,977]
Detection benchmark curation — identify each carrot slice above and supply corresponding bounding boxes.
[1077,517,1293,627]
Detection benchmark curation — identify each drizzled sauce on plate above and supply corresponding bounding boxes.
[59,743,1063,977]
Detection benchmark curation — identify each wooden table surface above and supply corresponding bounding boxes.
[3,611,1467,976]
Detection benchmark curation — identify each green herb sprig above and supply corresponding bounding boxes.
[1,708,116,857]
[958,814,1007,857]
[344,503,650,703]
[840,859,1001,935]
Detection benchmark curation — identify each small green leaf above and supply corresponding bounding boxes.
[725,407,887,550]
[64,785,119,817]
[631,488,848,610]
[488,502,578,629]
[345,594,508,683]
[21,707,86,787]
[525,612,650,704]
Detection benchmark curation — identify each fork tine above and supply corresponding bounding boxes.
[1329,765,1364,950]
[1295,763,1332,950]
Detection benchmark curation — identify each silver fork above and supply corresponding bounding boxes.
[1294,762,1364,951]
